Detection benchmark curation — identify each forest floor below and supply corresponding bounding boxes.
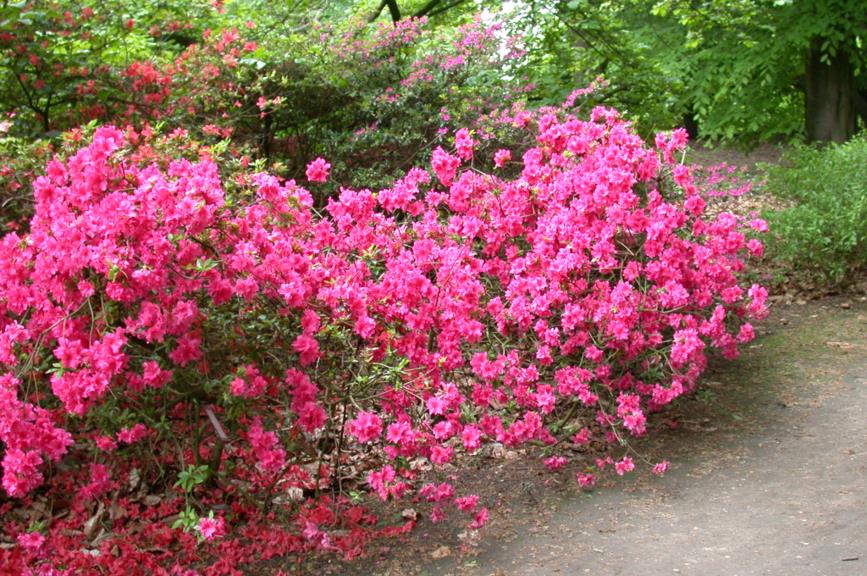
[305,144,867,576]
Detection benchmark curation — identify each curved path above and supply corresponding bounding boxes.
[419,300,867,576]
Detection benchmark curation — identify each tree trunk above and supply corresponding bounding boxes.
[805,37,856,143]
[682,108,699,140]
[855,88,867,128]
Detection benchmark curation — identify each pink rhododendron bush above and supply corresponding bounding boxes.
[2,15,525,229]
[0,99,767,573]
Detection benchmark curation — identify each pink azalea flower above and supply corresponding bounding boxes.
[576,472,596,488]
[454,494,479,512]
[544,456,567,470]
[17,531,45,551]
[117,424,149,445]
[493,148,511,168]
[431,147,460,186]
[305,157,331,183]
[614,456,635,476]
[454,128,475,160]
[347,411,382,444]
[469,507,489,530]
[198,515,226,541]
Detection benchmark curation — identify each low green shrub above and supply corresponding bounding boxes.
[760,134,867,286]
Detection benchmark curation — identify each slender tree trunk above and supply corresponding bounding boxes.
[805,37,856,143]
[855,88,867,127]
[369,0,402,23]
[262,111,272,161]
[682,108,699,140]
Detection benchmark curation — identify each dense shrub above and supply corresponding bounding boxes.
[140,15,527,192]
[272,16,525,190]
[0,93,766,571]
[1,12,526,226]
[760,134,867,285]
[0,0,218,137]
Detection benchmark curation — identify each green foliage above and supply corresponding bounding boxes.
[247,15,520,193]
[501,0,865,144]
[171,506,201,533]
[646,0,866,143]
[1,0,864,155]
[175,464,211,493]
[761,133,867,284]
[500,1,686,136]
[0,0,216,136]
[0,132,50,229]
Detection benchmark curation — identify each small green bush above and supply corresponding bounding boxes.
[761,134,867,286]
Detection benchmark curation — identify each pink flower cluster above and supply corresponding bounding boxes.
[0,97,766,565]
[198,515,226,541]
[0,373,72,497]
[305,157,331,183]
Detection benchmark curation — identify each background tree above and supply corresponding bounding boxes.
[635,0,866,143]
[0,0,217,136]
[484,0,865,144]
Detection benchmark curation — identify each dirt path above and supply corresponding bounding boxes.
[387,299,867,576]
[324,299,867,576]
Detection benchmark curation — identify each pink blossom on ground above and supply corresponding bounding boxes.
[454,494,479,512]
[469,507,489,530]
[572,428,591,445]
[79,463,112,500]
[17,532,45,551]
[198,515,226,541]
[543,456,567,470]
[614,456,635,476]
[576,472,596,488]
